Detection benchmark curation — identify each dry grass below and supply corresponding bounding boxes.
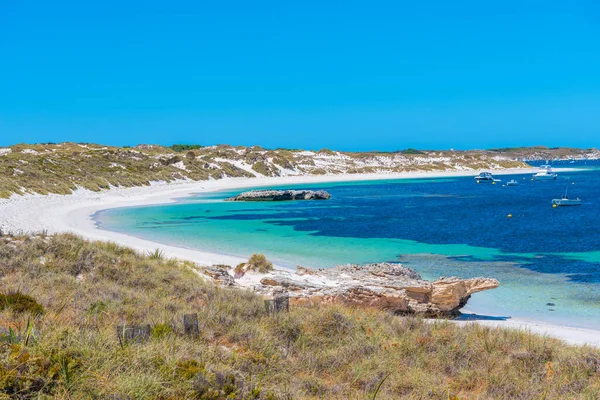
[1,233,600,399]
[246,254,274,274]
[234,254,274,278]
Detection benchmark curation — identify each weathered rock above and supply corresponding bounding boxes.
[225,189,331,202]
[295,266,317,275]
[197,265,236,287]
[260,277,308,291]
[196,261,498,316]
[253,263,499,316]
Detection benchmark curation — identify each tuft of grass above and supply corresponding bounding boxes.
[234,262,246,278]
[151,323,174,339]
[147,248,165,260]
[0,292,44,315]
[245,253,274,273]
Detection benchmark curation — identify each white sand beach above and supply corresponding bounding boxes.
[2,167,599,347]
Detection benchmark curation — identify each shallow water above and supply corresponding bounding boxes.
[96,160,600,329]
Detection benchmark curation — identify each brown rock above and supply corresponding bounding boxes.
[250,263,499,316]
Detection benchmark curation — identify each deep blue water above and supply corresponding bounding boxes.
[96,161,600,328]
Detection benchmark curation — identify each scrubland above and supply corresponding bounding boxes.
[0,143,530,198]
[2,233,600,399]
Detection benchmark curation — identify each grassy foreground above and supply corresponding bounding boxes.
[1,234,600,399]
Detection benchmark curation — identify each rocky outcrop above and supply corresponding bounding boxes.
[196,262,499,316]
[225,189,331,201]
[254,263,498,316]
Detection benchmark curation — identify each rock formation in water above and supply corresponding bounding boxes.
[225,189,331,201]
[197,262,499,316]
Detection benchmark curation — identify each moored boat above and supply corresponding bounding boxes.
[552,188,581,206]
[475,172,501,184]
[533,163,557,180]
[506,180,519,186]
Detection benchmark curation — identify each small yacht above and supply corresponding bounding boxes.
[552,188,581,206]
[533,163,558,180]
[506,180,519,186]
[474,172,501,184]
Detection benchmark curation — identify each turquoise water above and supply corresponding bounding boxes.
[96,161,600,329]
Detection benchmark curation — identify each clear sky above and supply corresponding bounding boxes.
[1,1,599,150]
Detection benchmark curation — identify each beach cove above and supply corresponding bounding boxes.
[2,166,600,346]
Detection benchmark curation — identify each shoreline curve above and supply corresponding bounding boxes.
[2,167,599,346]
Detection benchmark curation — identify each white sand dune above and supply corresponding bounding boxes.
[2,167,598,347]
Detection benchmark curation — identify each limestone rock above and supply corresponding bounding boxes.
[225,189,331,202]
[250,263,499,316]
[197,265,236,287]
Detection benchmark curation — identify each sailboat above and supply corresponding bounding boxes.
[552,187,582,206]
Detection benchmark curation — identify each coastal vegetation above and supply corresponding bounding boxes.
[245,253,274,273]
[169,144,204,152]
[234,253,274,278]
[2,232,600,398]
[0,142,548,198]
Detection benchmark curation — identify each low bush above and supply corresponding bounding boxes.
[245,253,274,273]
[169,144,203,152]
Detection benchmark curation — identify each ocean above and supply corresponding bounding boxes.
[95,160,600,329]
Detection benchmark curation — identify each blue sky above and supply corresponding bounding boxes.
[1,1,599,150]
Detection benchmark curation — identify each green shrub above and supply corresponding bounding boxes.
[251,161,276,176]
[318,148,336,155]
[170,144,203,152]
[400,148,425,155]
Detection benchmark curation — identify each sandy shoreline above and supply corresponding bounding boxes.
[2,166,599,347]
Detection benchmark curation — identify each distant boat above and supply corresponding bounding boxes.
[552,188,581,206]
[533,163,558,180]
[475,172,501,184]
[506,180,519,186]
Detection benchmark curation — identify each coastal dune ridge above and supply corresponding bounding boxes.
[1,157,596,347]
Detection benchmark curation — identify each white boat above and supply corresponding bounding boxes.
[533,163,557,180]
[475,172,501,184]
[552,188,581,206]
[506,180,519,186]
